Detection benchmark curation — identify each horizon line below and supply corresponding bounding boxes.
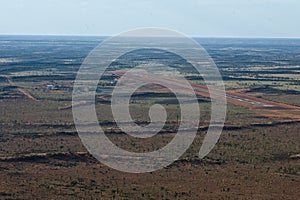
[0,33,300,40]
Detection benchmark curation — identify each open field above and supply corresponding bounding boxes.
[0,36,300,199]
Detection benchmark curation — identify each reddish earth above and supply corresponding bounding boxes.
[113,70,300,120]
[6,76,37,101]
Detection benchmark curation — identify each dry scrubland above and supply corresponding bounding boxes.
[0,37,300,199]
[0,93,299,199]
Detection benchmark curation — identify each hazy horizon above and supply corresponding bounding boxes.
[1,34,300,39]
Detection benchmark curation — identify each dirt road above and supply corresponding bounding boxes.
[113,71,300,119]
[5,76,37,101]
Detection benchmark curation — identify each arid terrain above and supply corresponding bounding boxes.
[0,36,299,199]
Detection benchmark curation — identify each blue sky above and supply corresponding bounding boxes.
[0,0,299,38]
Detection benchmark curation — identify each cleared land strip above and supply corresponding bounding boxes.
[5,76,37,101]
[113,71,300,119]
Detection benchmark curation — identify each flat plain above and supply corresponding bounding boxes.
[0,36,299,199]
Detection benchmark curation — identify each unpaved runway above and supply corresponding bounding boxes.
[113,71,300,119]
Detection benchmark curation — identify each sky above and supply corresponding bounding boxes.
[0,0,299,38]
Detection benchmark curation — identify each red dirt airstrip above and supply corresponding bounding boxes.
[113,70,300,120]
